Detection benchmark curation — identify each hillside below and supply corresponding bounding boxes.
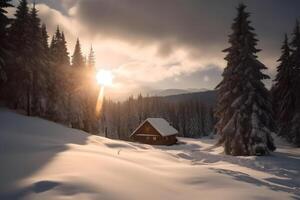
[0,109,299,200]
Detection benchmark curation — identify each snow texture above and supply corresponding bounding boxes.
[0,109,299,200]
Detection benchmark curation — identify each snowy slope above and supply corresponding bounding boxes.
[0,109,299,200]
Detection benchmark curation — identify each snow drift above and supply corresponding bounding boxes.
[0,109,299,200]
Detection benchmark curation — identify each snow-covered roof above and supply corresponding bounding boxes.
[131,118,178,137]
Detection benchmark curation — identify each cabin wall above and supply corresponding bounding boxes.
[132,135,177,145]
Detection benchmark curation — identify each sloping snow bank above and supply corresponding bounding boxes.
[0,109,299,200]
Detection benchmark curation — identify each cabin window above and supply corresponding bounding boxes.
[153,136,157,141]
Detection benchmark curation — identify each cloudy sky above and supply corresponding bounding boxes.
[9,0,300,99]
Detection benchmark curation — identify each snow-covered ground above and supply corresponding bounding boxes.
[0,109,299,200]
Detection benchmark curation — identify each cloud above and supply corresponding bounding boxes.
[152,65,223,90]
[69,0,300,91]
[74,0,300,54]
[8,0,300,99]
[75,0,231,54]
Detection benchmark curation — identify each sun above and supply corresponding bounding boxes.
[96,69,113,86]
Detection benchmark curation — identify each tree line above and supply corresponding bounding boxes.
[271,25,300,146]
[0,0,99,133]
[99,95,215,140]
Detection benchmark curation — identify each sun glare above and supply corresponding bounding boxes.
[96,69,113,86]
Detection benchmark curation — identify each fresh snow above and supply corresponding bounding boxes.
[0,109,299,200]
[131,118,178,137]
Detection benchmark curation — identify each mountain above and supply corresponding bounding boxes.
[150,88,208,97]
[106,87,210,101]
[155,89,191,96]
[163,90,217,106]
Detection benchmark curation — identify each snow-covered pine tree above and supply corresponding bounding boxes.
[290,114,300,146]
[272,35,295,138]
[289,21,300,146]
[215,4,275,156]
[0,0,13,83]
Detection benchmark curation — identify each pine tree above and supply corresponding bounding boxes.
[66,38,86,129]
[289,20,300,146]
[290,21,300,95]
[40,23,53,117]
[60,32,70,67]
[9,0,31,56]
[7,0,32,114]
[48,27,71,122]
[50,28,70,67]
[28,3,49,115]
[49,27,60,65]
[48,27,61,115]
[85,45,99,133]
[290,114,300,146]
[41,24,49,55]
[272,35,295,137]
[215,4,275,156]
[72,38,84,68]
[0,0,13,83]
[88,45,96,69]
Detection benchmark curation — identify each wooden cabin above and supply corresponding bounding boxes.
[130,118,178,145]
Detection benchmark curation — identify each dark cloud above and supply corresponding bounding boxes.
[76,0,300,58]
[76,0,231,54]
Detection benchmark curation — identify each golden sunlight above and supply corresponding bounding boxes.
[95,86,105,116]
[96,69,113,86]
[95,69,113,116]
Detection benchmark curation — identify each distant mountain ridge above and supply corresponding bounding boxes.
[163,90,217,106]
[148,88,209,97]
[106,87,214,102]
